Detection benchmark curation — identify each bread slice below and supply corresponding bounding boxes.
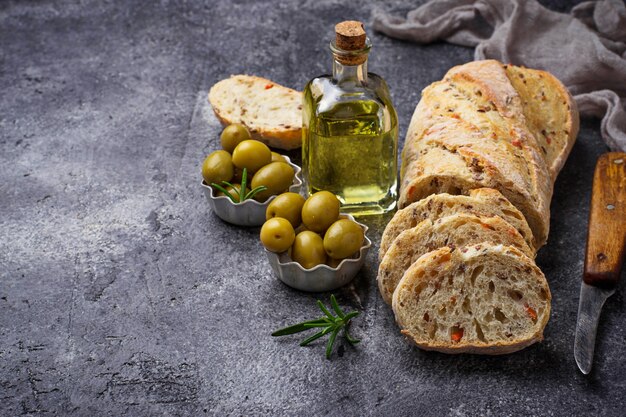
[208,75,302,150]
[378,214,533,305]
[380,189,534,261]
[392,244,551,355]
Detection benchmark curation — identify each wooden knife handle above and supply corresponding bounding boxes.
[584,152,626,288]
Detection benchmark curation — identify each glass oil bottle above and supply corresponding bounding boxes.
[302,20,398,215]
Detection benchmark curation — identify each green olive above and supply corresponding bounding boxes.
[266,192,306,228]
[291,231,326,269]
[323,219,364,259]
[220,124,251,153]
[271,152,288,163]
[217,183,250,202]
[301,191,340,233]
[232,140,272,174]
[251,162,295,202]
[202,150,234,185]
[260,218,295,253]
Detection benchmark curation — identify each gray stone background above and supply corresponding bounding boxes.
[1,0,624,415]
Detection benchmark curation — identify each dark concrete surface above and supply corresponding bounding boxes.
[1,0,624,415]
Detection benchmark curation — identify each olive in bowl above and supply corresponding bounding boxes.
[201,125,302,227]
[251,162,295,202]
[261,191,371,292]
[220,123,251,153]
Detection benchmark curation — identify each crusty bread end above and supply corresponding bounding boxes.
[208,75,302,150]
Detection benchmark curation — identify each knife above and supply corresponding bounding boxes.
[574,152,626,374]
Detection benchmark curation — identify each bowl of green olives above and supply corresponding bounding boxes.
[201,124,303,226]
[261,192,372,292]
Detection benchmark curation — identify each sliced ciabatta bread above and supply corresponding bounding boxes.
[208,75,302,150]
[392,244,551,355]
[378,214,533,305]
[379,188,534,260]
[398,60,578,248]
[399,115,552,248]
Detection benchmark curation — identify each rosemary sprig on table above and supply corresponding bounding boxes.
[211,167,267,203]
[272,295,360,359]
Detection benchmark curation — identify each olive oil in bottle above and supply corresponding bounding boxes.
[302,21,398,215]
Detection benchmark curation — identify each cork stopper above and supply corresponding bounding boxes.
[334,21,368,65]
[335,21,366,51]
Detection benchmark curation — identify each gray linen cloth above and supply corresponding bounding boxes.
[373,0,626,151]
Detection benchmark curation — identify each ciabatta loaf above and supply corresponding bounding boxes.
[404,60,578,182]
[393,244,551,355]
[208,75,302,150]
[378,214,533,305]
[399,60,578,248]
[379,188,534,260]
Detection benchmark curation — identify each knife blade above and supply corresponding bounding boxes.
[574,283,615,374]
[574,152,626,375]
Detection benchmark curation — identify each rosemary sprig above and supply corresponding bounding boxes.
[211,167,268,203]
[272,295,360,359]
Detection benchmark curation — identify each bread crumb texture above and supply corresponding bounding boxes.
[377,213,534,305]
[379,188,535,261]
[392,244,550,354]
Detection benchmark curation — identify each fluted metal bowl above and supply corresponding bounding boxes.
[265,214,371,292]
[201,156,302,227]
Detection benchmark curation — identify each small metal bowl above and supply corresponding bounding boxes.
[201,157,302,227]
[265,214,372,292]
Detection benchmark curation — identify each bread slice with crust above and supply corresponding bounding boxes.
[208,75,302,150]
[378,214,533,305]
[392,244,551,355]
[379,188,534,261]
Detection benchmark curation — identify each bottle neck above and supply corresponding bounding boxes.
[332,58,368,84]
[329,37,371,85]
